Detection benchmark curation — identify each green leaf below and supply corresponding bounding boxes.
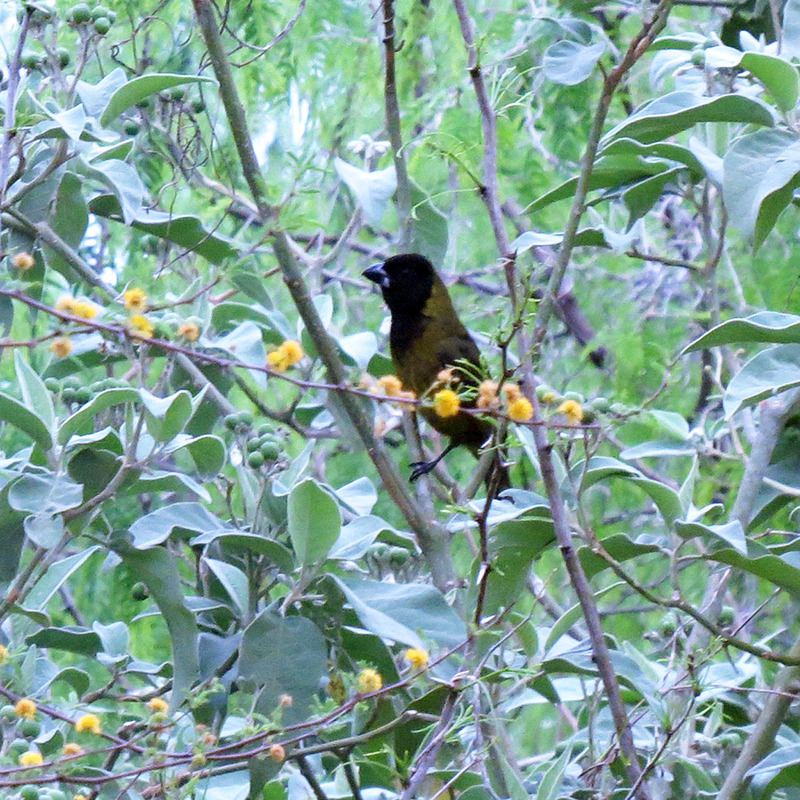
[163,434,226,478]
[543,40,606,85]
[114,542,200,706]
[211,321,267,389]
[26,626,102,655]
[139,388,193,442]
[100,73,216,126]
[23,513,64,549]
[334,158,397,225]
[205,558,249,617]
[79,158,146,223]
[683,312,800,353]
[23,548,99,611]
[14,351,55,437]
[409,182,449,266]
[89,194,238,264]
[58,387,140,444]
[724,129,800,248]
[191,531,294,573]
[288,479,341,566]
[745,744,800,797]
[622,166,684,224]
[129,502,226,549]
[705,542,800,596]
[723,344,800,417]
[740,52,800,113]
[46,172,89,278]
[603,91,774,146]
[545,583,624,653]
[536,745,572,800]
[9,473,83,514]
[334,576,467,649]
[238,610,327,724]
[675,520,748,555]
[76,67,128,118]
[650,32,708,51]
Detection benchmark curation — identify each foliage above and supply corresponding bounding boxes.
[2,0,800,798]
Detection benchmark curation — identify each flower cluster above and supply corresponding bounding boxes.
[404,647,429,670]
[267,340,305,373]
[432,388,460,418]
[355,667,383,694]
[558,398,584,426]
[55,294,99,320]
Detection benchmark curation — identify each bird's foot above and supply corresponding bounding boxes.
[409,460,436,482]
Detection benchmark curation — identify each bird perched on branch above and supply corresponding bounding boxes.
[364,253,509,490]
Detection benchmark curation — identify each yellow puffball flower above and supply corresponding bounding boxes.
[147,697,169,713]
[558,399,584,426]
[281,340,304,366]
[404,648,429,670]
[74,794,89,800]
[55,294,78,314]
[19,750,43,766]
[432,388,460,418]
[178,321,200,342]
[377,374,403,397]
[508,397,534,423]
[74,713,101,734]
[71,300,99,320]
[50,337,73,358]
[14,698,36,719]
[355,668,383,694]
[62,742,84,757]
[12,252,35,271]
[127,314,155,339]
[267,348,290,373]
[477,380,499,410]
[0,643,8,662]
[269,743,286,762]
[123,287,147,312]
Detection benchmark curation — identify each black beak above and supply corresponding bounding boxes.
[363,262,389,289]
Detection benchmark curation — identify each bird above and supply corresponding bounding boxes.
[363,253,509,490]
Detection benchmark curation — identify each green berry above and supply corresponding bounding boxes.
[389,547,410,567]
[563,391,584,404]
[44,378,61,392]
[131,582,149,601]
[91,5,110,20]
[260,441,279,461]
[247,452,265,469]
[19,719,40,739]
[246,437,261,452]
[123,120,140,136]
[90,381,106,394]
[74,387,92,404]
[20,786,39,800]
[62,388,77,404]
[690,49,705,67]
[591,396,610,413]
[610,402,627,415]
[20,51,40,70]
[237,410,254,426]
[223,413,239,431]
[0,705,16,723]
[191,98,205,113]
[9,738,28,755]
[257,423,273,437]
[719,606,735,627]
[535,385,552,400]
[56,47,70,68]
[63,376,81,390]
[69,3,91,23]
[93,16,111,34]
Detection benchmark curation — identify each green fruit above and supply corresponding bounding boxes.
[257,423,273,437]
[20,51,40,70]
[563,391,584,404]
[19,719,40,738]
[123,120,140,136]
[93,15,111,34]
[246,437,261,452]
[247,452,265,469]
[581,408,596,424]
[56,47,70,68]
[223,413,239,430]
[719,606,735,627]
[191,98,205,113]
[237,410,254,426]
[70,3,91,23]
[260,441,279,461]
[389,547,410,567]
[63,376,81,390]
[91,5,110,20]
[691,49,705,67]
[20,786,39,800]
[169,86,186,101]
[9,738,28,755]
[131,582,149,601]
[0,705,16,723]
[44,378,61,392]
[61,388,77,403]
[591,396,610,413]
[74,387,92,404]
[610,402,628,415]
[30,6,54,22]
[90,381,106,394]
[535,385,552,400]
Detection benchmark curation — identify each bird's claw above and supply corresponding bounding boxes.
[409,460,435,482]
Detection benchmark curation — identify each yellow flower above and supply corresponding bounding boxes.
[75,794,89,800]
[508,397,533,423]
[71,300,98,320]
[49,337,73,358]
[355,668,383,694]
[148,697,169,713]
[123,287,147,312]
[0,644,8,662]
[12,252,35,271]
[55,294,78,314]
[281,340,304,366]
[404,648,429,670]
[502,383,523,402]
[269,743,286,762]
[127,314,155,339]
[75,713,101,734]
[18,750,43,766]
[558,399,584,426]
[432,389,460,418]
[15,698,36,719]
[62,742,84,757]
[377,374,403,396]
[267,348,290,373]
[178,321,200,341]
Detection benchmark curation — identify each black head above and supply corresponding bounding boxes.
[363,253,435,316]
